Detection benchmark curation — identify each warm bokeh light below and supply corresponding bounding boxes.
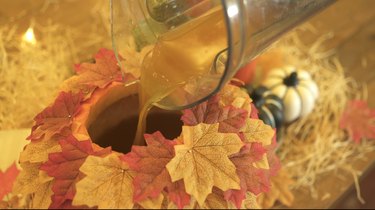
[22,27,36,45]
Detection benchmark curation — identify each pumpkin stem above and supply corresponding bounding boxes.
[283,72,299,86]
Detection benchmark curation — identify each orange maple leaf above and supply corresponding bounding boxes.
[225,143,270,208]
[167,179,191,209]
[62,49,136,100]
[27,91,83,141]
[40,135,111,208]
[123,131,190,208]
[0,163,19,200]
[340,100,375,143]
[181,95,248,133]
[166,123,243,205]
[74,48,134,89]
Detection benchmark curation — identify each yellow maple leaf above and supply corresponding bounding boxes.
[32,181,53,209]
[166,123,243,205]
[120,45,154,78]
[257,168,295,208]
[19,137,61,163]
[137,194,164,209]
[200,188,229,209]
[218,85,252,114]
[242,192,261,209]
[73,153,135,209]
[0,194,29,209]
[13,162,41,195]
[241,118,274,146]
[13,162,53,209]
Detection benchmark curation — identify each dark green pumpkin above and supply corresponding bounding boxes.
[247,86,284,130]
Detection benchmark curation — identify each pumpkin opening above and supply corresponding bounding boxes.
[87,88,182,154]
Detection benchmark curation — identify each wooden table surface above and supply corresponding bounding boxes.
[291,0,375,209]
[1,0,374,209]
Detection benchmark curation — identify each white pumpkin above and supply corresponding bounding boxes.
[262,66,319,123]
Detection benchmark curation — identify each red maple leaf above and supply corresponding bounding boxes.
[40,135,111,208]
[250,103,259,119]
[266,133,281,176]
[122,132,190,208]
[181,95,248,133]
[340,100,375,143]
[166,180,191,209]
[55,200,91,209]
[225,143,271,208]
[0,163,20,200]
[74,48,133,89]
[27,91,83,141]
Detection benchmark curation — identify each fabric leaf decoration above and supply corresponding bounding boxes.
[241,118,275,146]
[257,168,295,208]
[181,96,248,133]
[225,143,270,208]
[63,48,135,98]
[40,135,111,208]
[73,153,135,209]
[0,163,20,200]
[27,91,83,141]
[340,100,375,143]
[166,123,243,205]
[74,48,127,88]
[122,131,190,208]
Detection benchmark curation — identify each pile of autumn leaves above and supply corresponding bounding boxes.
[12,49,279,209]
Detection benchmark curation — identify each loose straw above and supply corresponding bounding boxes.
[273,26,375,202]
[0,1,112,130]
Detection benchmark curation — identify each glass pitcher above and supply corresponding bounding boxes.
[110,0,335,110]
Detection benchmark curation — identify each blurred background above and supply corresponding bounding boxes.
[0,0,374,209]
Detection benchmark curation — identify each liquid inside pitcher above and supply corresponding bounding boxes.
[111,0,334,110]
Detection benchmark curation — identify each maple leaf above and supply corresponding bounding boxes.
[241,118,275,146]
[181,96,221,125]
[73,153,135,209]
[243,192,261,209]
[0,163,20,200]
[120,45,154,78]
[32,181,54,209]
[0,194,26,209]
[250,103,259,119]
[218,106,248,133]
[340,100,375,143]
[201,187,229,209]
[61,77,97,100]
[166,123,243,205]
[20,137,62,163]
[122,131,190,208]
[13,162,41,196]
[225,143,270,208]
[74,48,134,89]
[257,168,295,208]
[39,135,111,208]
[27,91,83,141]
[13,163,54,209]
[266,135,281,177]
[166,180,191,209]
[218,84,253,113]
[137,194,164,209]
[181,96,248,133]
